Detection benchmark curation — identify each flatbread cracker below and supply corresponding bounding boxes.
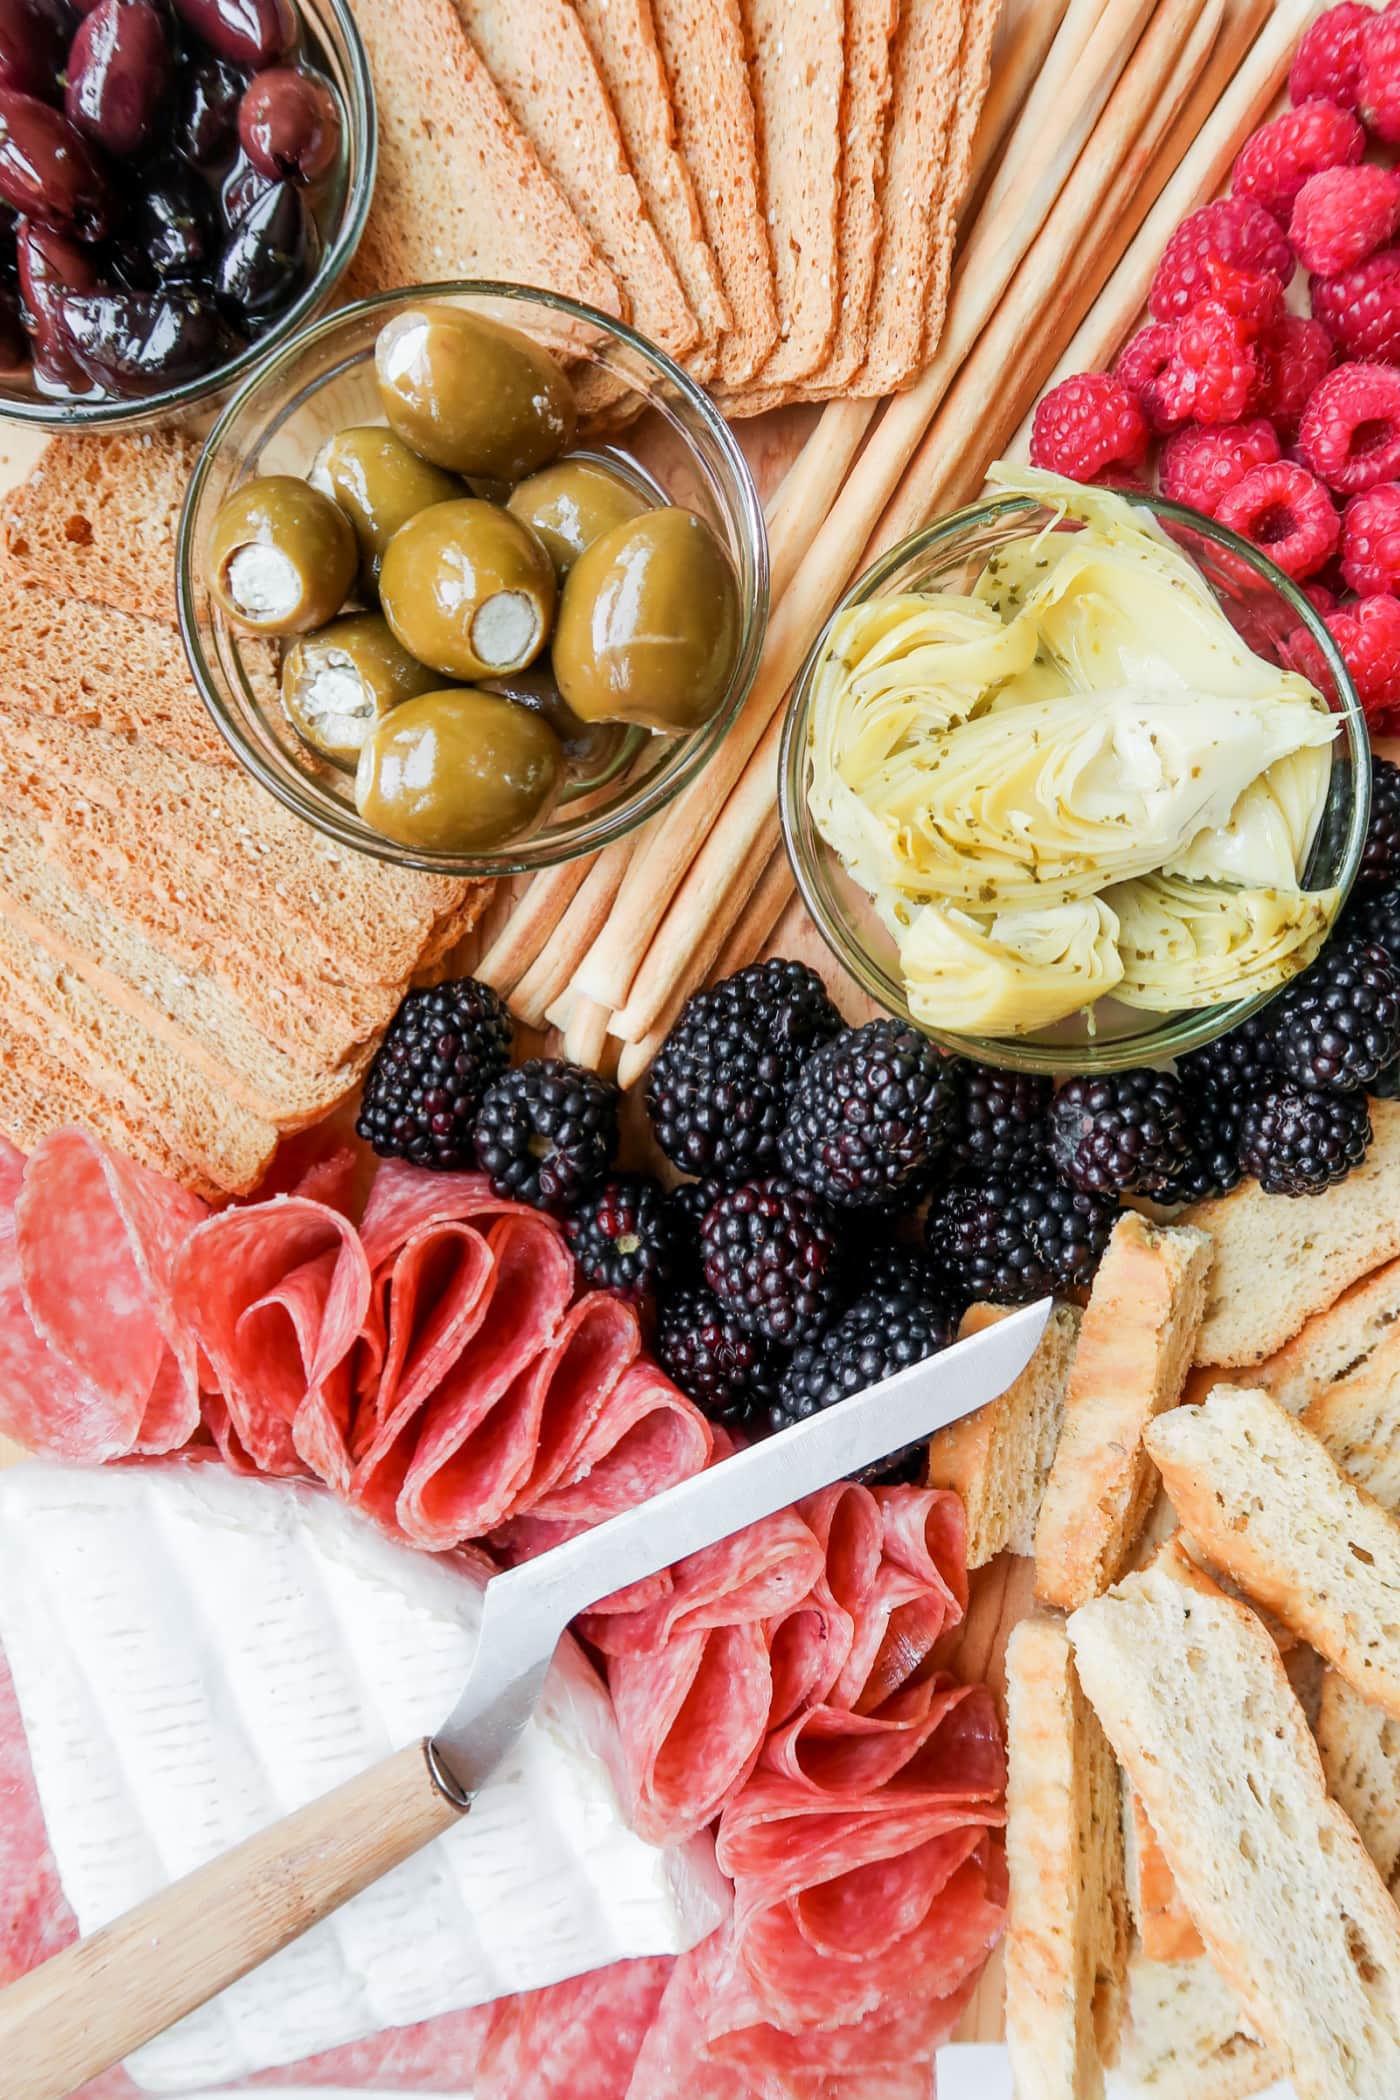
[650,0,779,386]
[742,0,846,389]
[922,0,1002,358]
[571,0,731,378]
[454,0,697,361]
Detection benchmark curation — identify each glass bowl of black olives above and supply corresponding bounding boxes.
[0,0,375,425]
[177,283,769,873]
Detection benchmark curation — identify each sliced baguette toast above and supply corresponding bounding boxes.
[1117,1948,1284,2100]
[1146,1384,1400,1722]
[1005,1613,1129,2100]
[926,1300,1080,1566]
[1213,1254,1400,1417]
[1068,1543,1400,2100]
[1315,1669,1400,1892]
[0,433,200,622]
[1123,1784,1203,1965]
[1303,1326,1400,1512]
[1035,1213,1212,1612]
[1185,1102,1400,1366]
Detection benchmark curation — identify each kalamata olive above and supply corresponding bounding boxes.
[16,216,97,389]
[0,0,70,99]
[216,177,317,324]
[125,159,213,278]
[170,0,295,68]
[66,0,171,158]
[58,285,229,394]
[173,54,246,168]
[238,65,339,184]
[0,284,25,367]
[0,90,112,240]
[219,148,276,228]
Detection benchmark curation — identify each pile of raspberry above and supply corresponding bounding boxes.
[1029,0,1400,736]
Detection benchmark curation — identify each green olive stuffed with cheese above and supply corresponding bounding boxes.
[379,499,557,682]
[506,458,651,578]
[355,687,564,853]
[375,306,576,482]
[206,476,357,637]
[311,426,464,590]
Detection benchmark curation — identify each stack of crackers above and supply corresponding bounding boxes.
[347,0,999,409]
[0,433,486,1202]
[928,1106,1400,2098]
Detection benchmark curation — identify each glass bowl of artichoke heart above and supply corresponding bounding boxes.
[780,463,1369,1074]
[178,283,767,874]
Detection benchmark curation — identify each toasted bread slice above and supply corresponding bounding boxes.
[649,0,778,386]
[926,1300,1080,1566]
[0,1014,211,1196]
[1068,1543,1400,2100]
[1206,1254,1400,1418]
[1035,1214,1212,1612]
[345,0,618,312]
[454,0,696,363]
[1316,1669,1400,1891]
[1146,1384,1400,1723]
[1303,1325,1400,1511]
[918,0,1000,362]
[1123,1785,1204,1965]
[1118,1948,1284,2100]
[1005,1613,1129,2100]
[0,433,200,623]
[1185,1102,1400,1366]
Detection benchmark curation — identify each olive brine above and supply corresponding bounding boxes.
[204,304,743,856]
[0,0,345,402]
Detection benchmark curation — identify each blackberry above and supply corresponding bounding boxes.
[1374,1057,1400,1100]
[1269,938,1400,1093]
[1050,1069,1190,1196]
[1359,756,1400,892]
[771,1261,956,1480]
[1027,1177,1119,1293]
[777,1018,957,1208]
[1176,1016,1275,1098]
[356,978,512,1170]
[1343,882,1400,966]
[472,1057,619,1213]
[662,1175,725,1278]
[566,1175,677,1302]
[1147,1088,1244,1207]
[646,959,841,1182]
[951,1062,1052,1170]
[700,1177,846,1344]
[656,1282,783,1432]
[924,1171,1055,1307]
[1237,1080,1372,1197]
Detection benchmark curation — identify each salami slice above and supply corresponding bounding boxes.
[5,1131,205,1462]
[518,1357,712,1531]
[172,1197,372,1488]
[474,1958,672,2100]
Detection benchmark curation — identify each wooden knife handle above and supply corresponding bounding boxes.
[0,1740,463,2100]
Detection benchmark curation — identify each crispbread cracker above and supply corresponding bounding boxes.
[0,577,255,768]
[0,1015,209,1197]
[1005,1613,1129,2099]
[1069,1544,1400,2100]
[740,0,845,390]
[454,0,696,362]
[1186,1100,1400,1366]
[346,0,618,312]
[570,0,730,376]
[650,0,778,386]
[850,0,965,394]
[922,0,1002,359]
[1,432,200,623]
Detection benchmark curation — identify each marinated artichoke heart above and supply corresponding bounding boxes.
[806,465,1341,1036]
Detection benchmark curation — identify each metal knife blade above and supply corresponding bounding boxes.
[429,1296,1052,1800]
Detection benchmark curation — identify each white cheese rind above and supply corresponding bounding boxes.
[0,1461,727,2093]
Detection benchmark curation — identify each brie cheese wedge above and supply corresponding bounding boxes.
[0,1461,727,2094]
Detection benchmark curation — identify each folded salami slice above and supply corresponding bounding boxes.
[474,1958,673,2100]
[3,1131,205,1462]
[172,1197,373,1489]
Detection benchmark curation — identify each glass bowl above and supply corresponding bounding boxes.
[779,490,1369,1076]
[0,0,376,434]
[178,282,769,875]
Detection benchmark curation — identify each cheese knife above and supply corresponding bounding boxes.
[0,1296,1050,2100]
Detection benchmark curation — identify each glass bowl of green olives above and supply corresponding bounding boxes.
[0,0,376,428]
[177,282,769,872]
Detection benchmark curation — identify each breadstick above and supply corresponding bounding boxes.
[1003,0,1309,459]
[610,0,1209,1047]
[475,856,594,992]
[561,993,614,1069]
[764,399,880,600]
[509,832,638,1026]
[571,0,1155,1020]
[964,0,1074,221]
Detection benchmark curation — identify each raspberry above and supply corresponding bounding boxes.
[1360,5,1400,144]
[1326,592,1400,730]
[1215,461,1340,580]
[1311,248,1400,365]
[1254,312,1334,434]
[1289,3,1372,110]
[1148,197,1295,323]
[1155,302,1261,427]
[1158,418,1280,515]
[1290,163,1400,282]
[1232,100,1365,222]
[1297,362,1400,493]
[1199,252,1286,333]
[1341,483,1400,595]
[1114,321,1178,430]
[1028,371,1149,482]
[1305,581,1340,614]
